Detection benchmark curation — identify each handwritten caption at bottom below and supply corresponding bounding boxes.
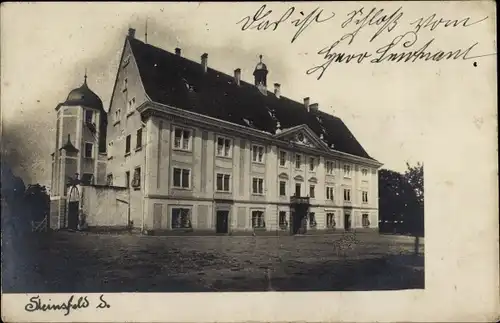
[25,294,110,316]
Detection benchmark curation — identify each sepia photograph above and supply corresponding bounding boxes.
[1,2,497,322]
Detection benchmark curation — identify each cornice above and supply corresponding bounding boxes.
[137,101,383,168]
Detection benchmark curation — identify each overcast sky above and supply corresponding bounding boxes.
[1,2,495,185]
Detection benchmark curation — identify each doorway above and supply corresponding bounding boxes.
[344,212,351,231]
[216,210,229,233]
[67,201,79,230]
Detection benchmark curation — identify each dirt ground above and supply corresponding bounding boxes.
[2,226,424,293]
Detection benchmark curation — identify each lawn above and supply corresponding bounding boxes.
[2,227,424,293]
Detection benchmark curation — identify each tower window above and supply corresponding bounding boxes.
[85,110,94,123]
[84,142,93,158]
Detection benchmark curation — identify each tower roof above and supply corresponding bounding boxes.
[62,74,104,111]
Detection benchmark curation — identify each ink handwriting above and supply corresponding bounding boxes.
[236,4,336,43]
[24,294,110,316]
[236,5,495,80]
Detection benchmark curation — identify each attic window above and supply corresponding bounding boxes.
[266,108,277,121]
[122,56,130,68]
[243,118,254,128]
[316,116,323,124]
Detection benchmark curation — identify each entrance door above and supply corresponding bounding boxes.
[216,210,229,233]
[67,201,79,230]
[344,213,351,231]
[291,206,308,234]
[291,211,301,234]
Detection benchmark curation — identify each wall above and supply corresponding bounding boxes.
[81,185,129,227]
[140,112,380,232]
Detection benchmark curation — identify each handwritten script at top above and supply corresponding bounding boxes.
[236,5,494,80]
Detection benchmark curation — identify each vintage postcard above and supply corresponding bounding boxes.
[1,1,498,322]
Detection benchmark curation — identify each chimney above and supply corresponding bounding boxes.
[128,28,136,39]
[274,83,281,98]
[234,68,241,86]
[309,103,319,112]
[201,53,208,73]
[175,48,181,56]
[304,97,310,111]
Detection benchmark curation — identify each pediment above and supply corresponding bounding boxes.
[278,172,289,180]
[275,124,329,151]
[294,175,304,181]
[308,177,318,184]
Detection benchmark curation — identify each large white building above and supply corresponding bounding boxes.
[50,28,383,235]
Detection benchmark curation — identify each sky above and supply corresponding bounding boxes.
[1,2,496,185]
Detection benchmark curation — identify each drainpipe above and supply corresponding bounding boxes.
[141,119,147,234]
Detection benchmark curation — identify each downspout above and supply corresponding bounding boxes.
[141,119,147,234]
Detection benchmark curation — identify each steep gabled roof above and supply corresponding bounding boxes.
[128,38,376,160]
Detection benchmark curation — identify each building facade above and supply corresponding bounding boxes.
[51,28,383,234]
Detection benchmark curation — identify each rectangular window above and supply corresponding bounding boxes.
[125,135,131,154]
[115,109,121,123]
[123,78,128,91]
[216,173,231,192]
[136,129,142,149]
[279,211,287,228]
[125,171,130,188]
[128,97,136,113]
[326,212,336,228]
[132,167,141,189]
[251,210,265,228]
[107,141,114,159]
[362,168,369,177]
[344,188,351,202]
[309,157,315,171]
[173,127,192,151]
[343,164,352,177]
[309,185,315,198]
[279,181,286,196]
[362,214,370,228]
[295,183,301,197]
[106,174,113,186]
[84,142,93,158]
[85,110,94,123]
[252,145,264,163]
[171,208,192,229]
[326,186,335,201]
[252,177,264,194]
[216,136,232,157]
[279,151,287,166]
[362,191,369,203]
[309,212,317,228]
[81,173,93,185]
[173,168,191,189]
[326,161,335,175]
[295,154,302,169]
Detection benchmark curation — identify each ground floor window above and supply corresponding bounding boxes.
[309,212,317,228]
[106,173,113,186]
[279,211,288,229]
[171,208,192,229]
[252,210,265,228]
[362,214,370,228]
[326,212,336,228]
